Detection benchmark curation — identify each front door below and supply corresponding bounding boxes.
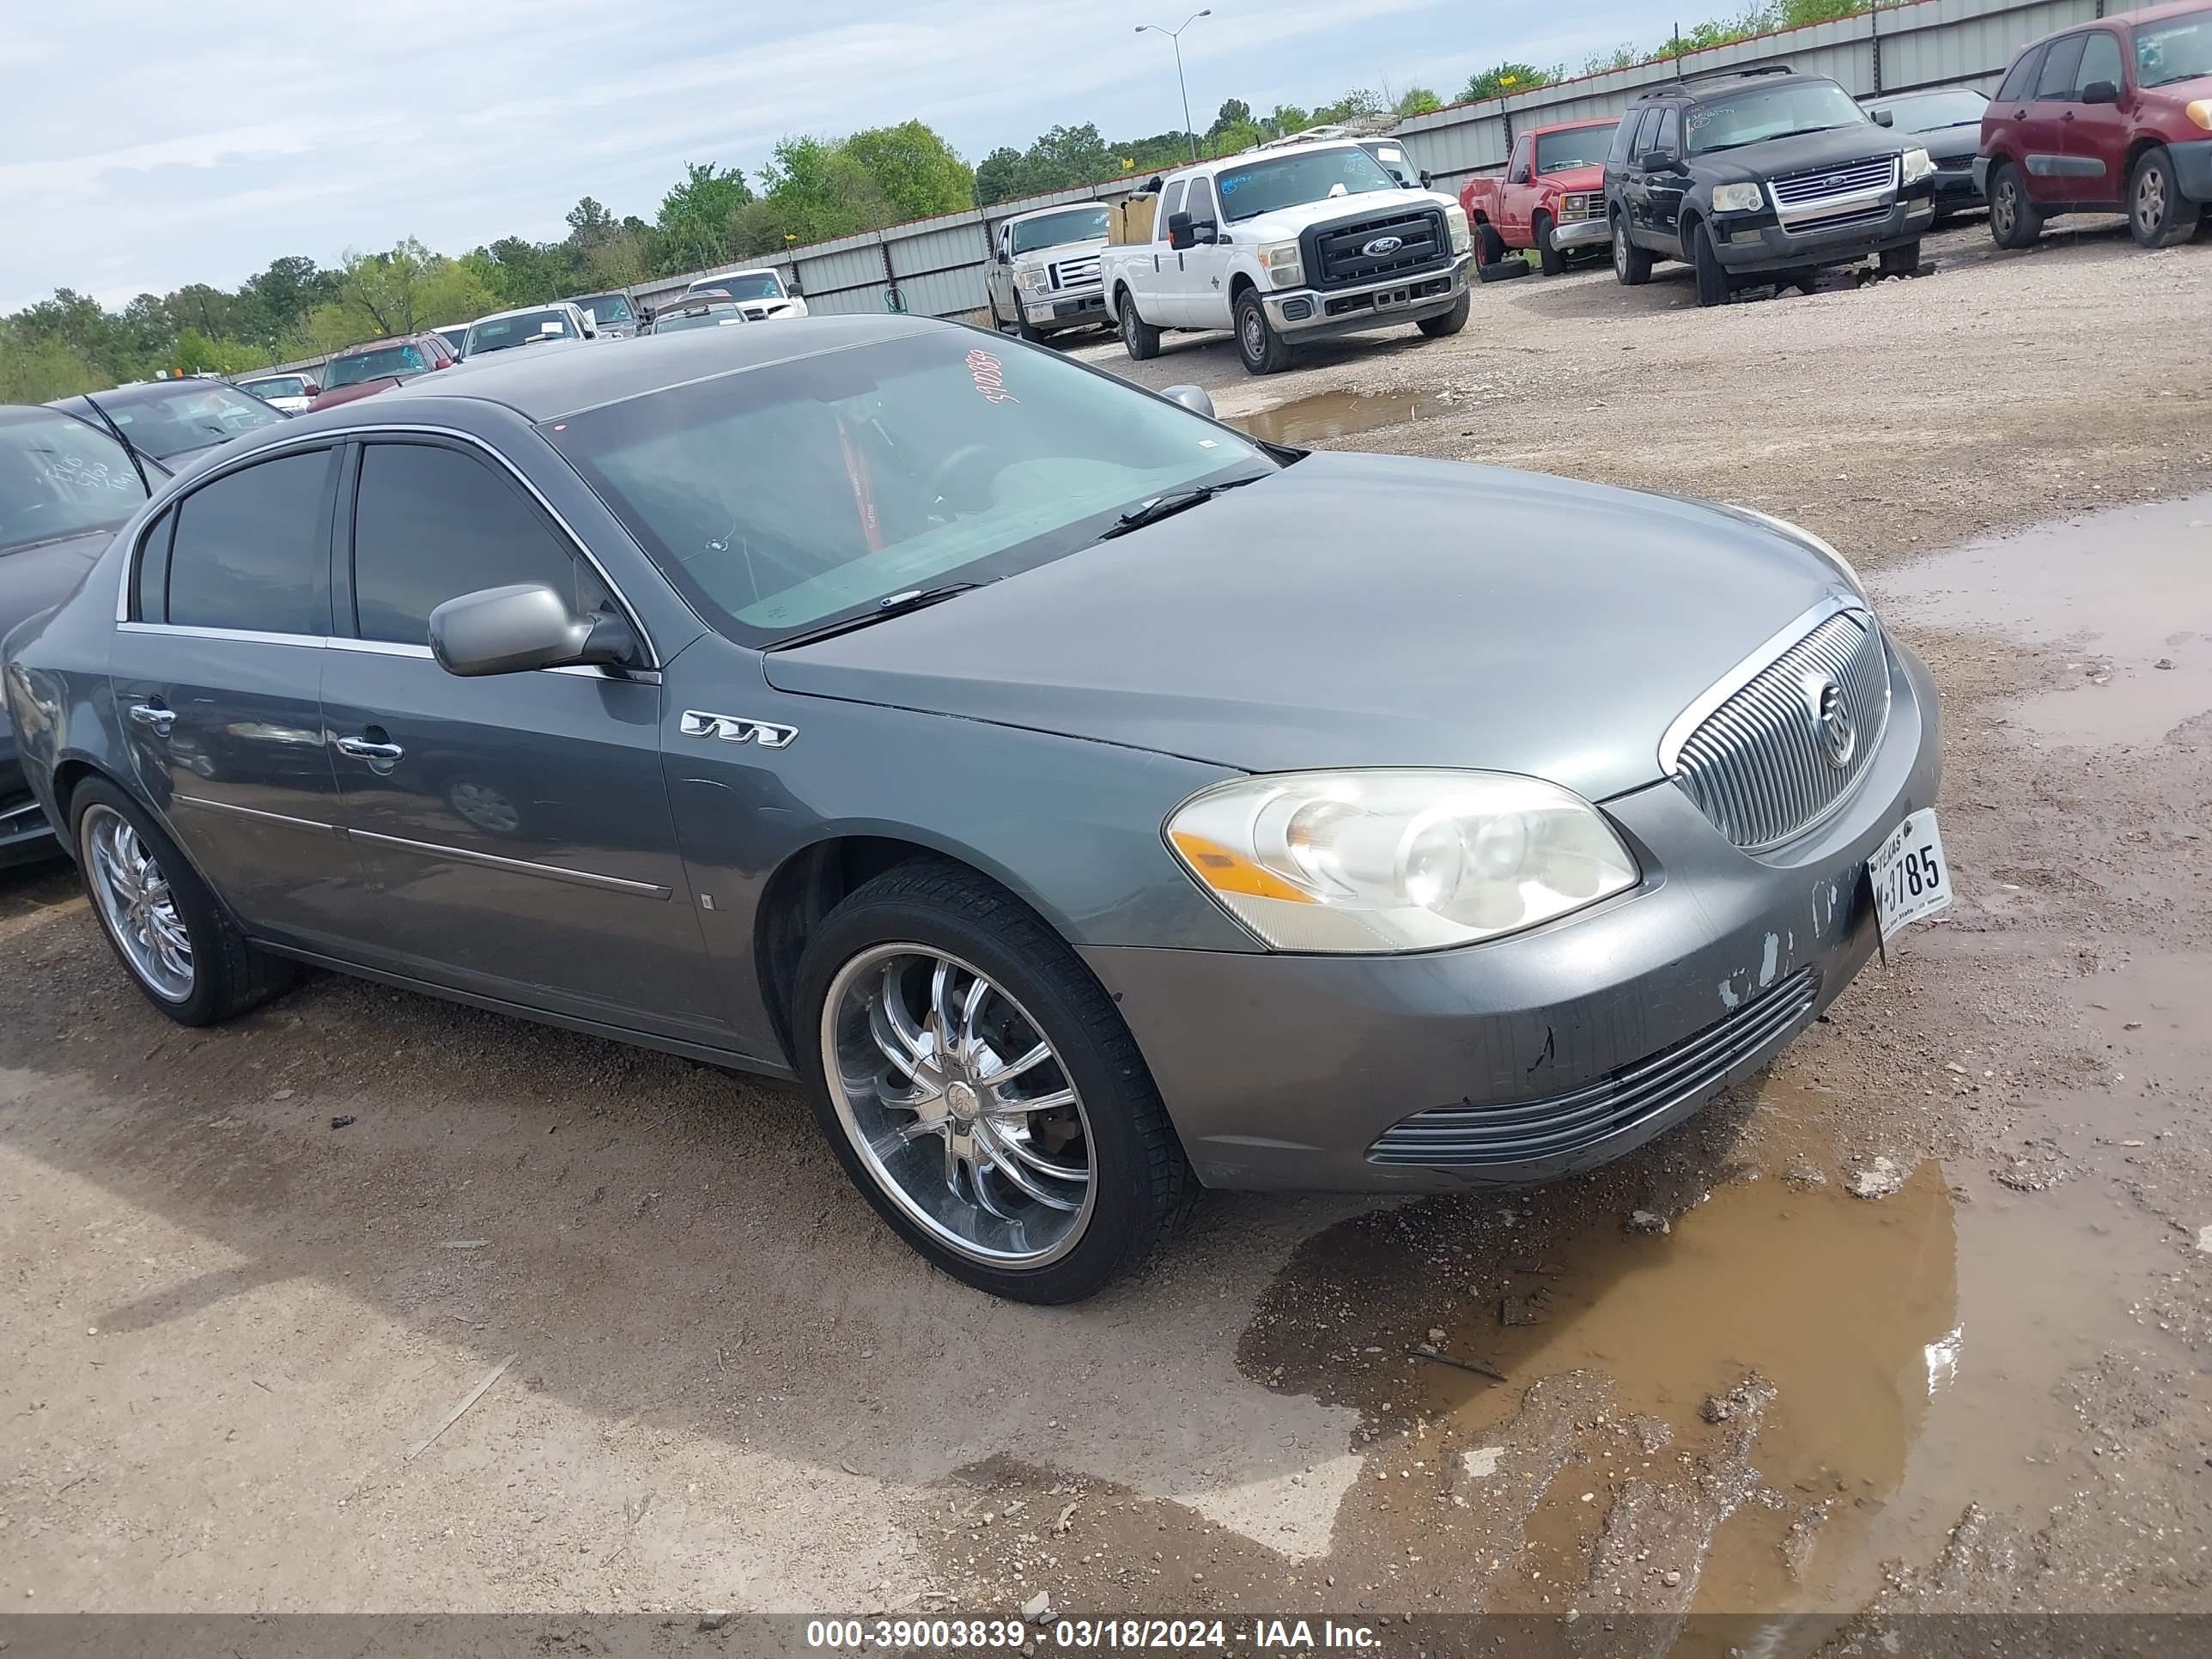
[1644,106,1690,255]
[318,437,726,1042]
[988,222,1015,320]
[1500,136,1536,241]
[109,445,362,951]
[1176,174,1234,328]
[2064,27,2132,208]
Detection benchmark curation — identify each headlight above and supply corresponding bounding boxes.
[1166,770,1640,954]
[1443,203,1472,254]
[1718,503,1866,598]
[1259,240,1304,289]
[2188,99,2212,131]
[1900,147,1936,185]
[1711,182,1765,212]
[1016,267,1050,295]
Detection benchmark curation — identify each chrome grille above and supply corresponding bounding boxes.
[1049,254,1101,291]
[1770,156,1899,206]
[1670,609,1891,850]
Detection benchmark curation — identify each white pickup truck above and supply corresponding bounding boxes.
[1100,137,1473,374]
[987,202,1111,341]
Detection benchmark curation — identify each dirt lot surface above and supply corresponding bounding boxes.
[5,216,2210,1647]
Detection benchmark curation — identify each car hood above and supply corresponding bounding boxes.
[1537,163,1607,191]
[1695,123,1907,185]
[763,454,1851,803]
[1911,124,1981,161]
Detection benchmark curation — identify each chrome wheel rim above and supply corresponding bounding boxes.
[82,805,193,1002]
[1122,308,1139,349]
[1241,307,1265,360]
[1994,179,2017,236]
[1613,220,1629,276]
[823,944,1096,1267]
[2136,167,2168,229]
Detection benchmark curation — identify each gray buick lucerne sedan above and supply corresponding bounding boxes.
[2,316,1946,1303]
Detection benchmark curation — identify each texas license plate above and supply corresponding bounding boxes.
[1869,809,1953,944]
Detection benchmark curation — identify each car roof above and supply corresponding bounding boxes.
[1003,201,1110,223]
[470,302,577,325]
[265,313,944,427]
[53,380,242,406]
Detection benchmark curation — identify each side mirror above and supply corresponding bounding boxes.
[2081,79,2119,105]
[302,382,319,397]
[1162,384,1216,419]
[428,583,632,677]
[1167,210,1196,250]
[1638,149,1683,174]
[1872,108,1895,126]
[1419,169,1434,190]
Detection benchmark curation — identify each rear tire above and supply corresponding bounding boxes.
[1234,289,1293,374]
[1417,291,1471,337]
[793,859,1195,1304]
[1117,292,1160,361]
[1613,213,1653,286]
[988,294,1012,335]
[70,777,295,1027]
[2129,146,2200,248]
[1534,212,1566,276]
[1689,218,1731,307]
[1987,161,2041,249]
[1475,221,1509,266]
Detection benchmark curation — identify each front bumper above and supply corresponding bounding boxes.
[1079,635,1941,1193]
[1023,287,1108,329]
[1711,183,1936,274]
[2171,137,2212,202]
[1264,254,1471,340]
[1931,165,1986,208]
[1550,216,1611,251]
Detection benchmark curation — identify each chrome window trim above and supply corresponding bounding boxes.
[349,829,672,898]
[117,624,659,684]
[327,637,434,659]
[173,794,342,836]
[1657,592,1862,775]
[117,621,327,649]
[112,422,661,669]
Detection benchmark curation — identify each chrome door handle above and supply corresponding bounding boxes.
[334,736,404,762]
[128,702,176,734]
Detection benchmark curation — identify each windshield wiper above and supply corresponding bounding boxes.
[1094,473,1267,542]
[765,581,995,651]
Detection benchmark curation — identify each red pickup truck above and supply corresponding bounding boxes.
[1460,117,1620,274]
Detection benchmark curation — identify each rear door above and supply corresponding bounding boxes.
[318,435,727,1039]
[110,446,362,950]
[2022,33,2089,205]
[2063,27,2130,209]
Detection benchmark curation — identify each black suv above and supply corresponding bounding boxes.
[1603,66,1938,306]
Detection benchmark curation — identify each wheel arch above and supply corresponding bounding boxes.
[1226,271,1258,305]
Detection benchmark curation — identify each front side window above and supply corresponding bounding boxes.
[96,384,286,459]
[1536,123,1617,172]
[465,309,579,355]
[1655,107,1682,155]
[2035,33,2089,100]
[1685,79,1869,155]
[1158,179,1188,222]
[1506,137,1533,184]
[2079,30,2124,94]
[0,410,148,555]
[164,449,332,635]
[1011,207,1110,252]
[1632,106,1666,156]
[1186,176,1219,224]
[2136,9,2212,87]
[1212,146,1399,222]
[324,343,429,389]
[544,327,1274,643]
[349,442,608,646]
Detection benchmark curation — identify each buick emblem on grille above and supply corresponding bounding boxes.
[1808,677,1856,769]
[1362,235,1405,256]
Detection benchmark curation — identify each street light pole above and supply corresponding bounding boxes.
[1134,10,1212,162]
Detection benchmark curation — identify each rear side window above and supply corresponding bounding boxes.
[2079,30,2123,94]
[1633,106,1666,156]
[349,441,609,646]
[2035,33,2087,100]
[133,508,174,623]
[165,450,333,635]
[1996,44,2045,103]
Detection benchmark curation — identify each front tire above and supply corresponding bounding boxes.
[1117,292,1160,361]
[1417,291,1471,337]
[1987,161,2041,249]
[1613,213,1653,286]
[70,777,294,1026]
[1234,289,1292,374]
[794,860,1194,1304]
[1534,212,1566,276]
[2129,146,2201,248]
[1689,218,1731,307]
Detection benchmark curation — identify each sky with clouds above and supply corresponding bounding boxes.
[1,0,1680,313]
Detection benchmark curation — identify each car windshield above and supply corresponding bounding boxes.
[544,328,1274,643]
[1866,88,1988,129]
[88,383,285,459]
[574,292,634,325]
[1012,207,1110,253]
[1687,79,1870,154]
[466,310,577,354]
[324,343,428,388]
[1536,124,1618,171]
[237,376,307,399]
[0,410,148,554]
[698,272,784,302]
[1211,146,1400,222]
[2136,9,2212,86]
[653,307,745,332]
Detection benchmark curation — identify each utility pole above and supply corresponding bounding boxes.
[1136,11,1212,161]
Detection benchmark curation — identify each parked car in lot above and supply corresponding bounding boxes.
[1863,85,1990,220]
[0,406,151,865]
[1606,65,1939,306]
[1978,2,2212,251]
[988,203,1112,341]
[569,291,639,339]
[679,270,808,319]
[231,371,320,414]
[1102,137,1473,374]
[308,333,459,412]
[1462,117,1620,273]
[49,380,289,479]
[642,295,750,334]
[464,302,599,359]
[432,324,471,357]
[3,315,1946,1302]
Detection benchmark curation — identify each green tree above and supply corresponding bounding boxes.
[760,136,893,243]
[0,321,105,402]
[1262,104,1310,137]
[1460,62,1558,101]
[171,327,274,376]
[1395,86,1442,117]
[304,240,501,348]
[1203,119,1264,158]
[841,119,975,221]
[564,197,618,252]
[655,162,756,273]
[1207,98,1252,137]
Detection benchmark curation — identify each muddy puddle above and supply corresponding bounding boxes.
[1877,493,2212,748]
[1236,391,1458,447]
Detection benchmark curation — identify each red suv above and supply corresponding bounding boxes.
[1978,2,2212,249]
[307,332,458,412]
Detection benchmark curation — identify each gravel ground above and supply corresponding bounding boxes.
[3,215,2209,1638]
